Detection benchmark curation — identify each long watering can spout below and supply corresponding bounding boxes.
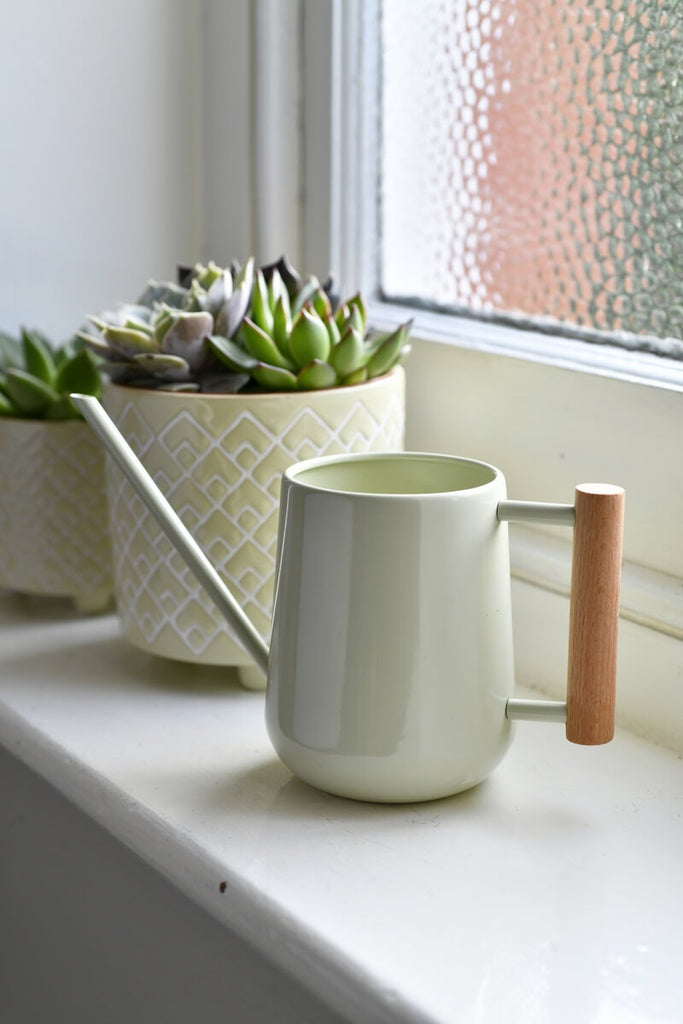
[70,394,271,677]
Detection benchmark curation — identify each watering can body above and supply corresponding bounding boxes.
[268,455,515,801]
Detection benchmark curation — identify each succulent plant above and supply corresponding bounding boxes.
[0,328,102,419]
[77,256,412,393]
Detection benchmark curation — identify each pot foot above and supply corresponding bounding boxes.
[237,664,267,692]
[73,589,114,615]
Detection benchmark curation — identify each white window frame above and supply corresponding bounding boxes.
[250,0,683,751]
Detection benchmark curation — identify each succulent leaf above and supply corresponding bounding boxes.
[44,395,80,420]
[123,316,155,337]
[5,369,59,415]
[205,271,233,320]
[152,308,176,346]
[291,276,321,317]
[341,366,368,386]
[345,304,365,337]
[54,336,85,366]
[234,256,255,292]
[75,329,110,354]
[329,326,364,379]
[347,293,367,333]
[0,391,14,415]
[250,269,275,336]
[251,363,298,390]
[159,311,213,373]
[365,320,412,378]
[272,295,293,358]
[85,315,110,333]
[104,324,159,358]
[0,331,22,371]
[215,258,254,338]
[132,353,192,382]
[296,360,338,390]
[185,278,210,313]
[289,307,331,368]
[237,317,294,370]
[334,303,350,330]
[311,287,332,320]
[22,326,53,349]
[267,268,287,311]
[194,261,222,290]
[324,313,341,349]
[137,280,187,309]
[22,328,56,385]
[208,334,258,373]
[54,349,101,398]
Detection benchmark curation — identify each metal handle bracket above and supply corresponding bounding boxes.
[497,501,575,526]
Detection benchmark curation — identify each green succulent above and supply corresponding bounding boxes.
[0,328,102,419]
[77,256,412,393]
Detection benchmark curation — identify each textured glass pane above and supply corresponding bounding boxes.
[381,0,683,345]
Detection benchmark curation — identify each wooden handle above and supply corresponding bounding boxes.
[566,484,625,745]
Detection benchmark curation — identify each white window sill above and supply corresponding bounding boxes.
[1,596,682,1023]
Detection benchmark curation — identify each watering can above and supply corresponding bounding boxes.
[73,394,624,803]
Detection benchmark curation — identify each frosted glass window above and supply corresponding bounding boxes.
[380,0,683,347]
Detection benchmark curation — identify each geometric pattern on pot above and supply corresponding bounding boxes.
[102,368,405,668]
[0,418,113,610]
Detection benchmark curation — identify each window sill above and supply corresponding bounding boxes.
[1,596,682,1023]
[3,593,683,1024]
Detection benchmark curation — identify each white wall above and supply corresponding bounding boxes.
[0,0,315,343]
[0,0,207,341]
[201,0,255,265]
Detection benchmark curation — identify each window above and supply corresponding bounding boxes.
[380,0,683,364]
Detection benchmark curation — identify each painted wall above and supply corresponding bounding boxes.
[0,0,210,341]
[201,0,254,266]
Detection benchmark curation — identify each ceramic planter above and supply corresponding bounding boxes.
[102,368,405,687]
[0,418,114,611]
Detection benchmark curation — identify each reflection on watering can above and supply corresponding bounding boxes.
[72,395,624,803]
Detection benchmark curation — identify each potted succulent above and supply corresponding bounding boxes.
[79,257,411,688]
[0,329,113,611]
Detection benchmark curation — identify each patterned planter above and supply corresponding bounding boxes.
[0,418,114,611]
[102,368,405,687]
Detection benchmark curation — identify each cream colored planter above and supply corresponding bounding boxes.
[0,418,114,611]
[102,369,405,687]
